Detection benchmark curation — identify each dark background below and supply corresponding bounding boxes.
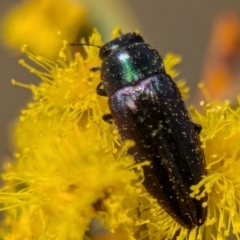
[1,0,240,162]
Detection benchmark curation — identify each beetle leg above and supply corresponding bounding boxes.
[91,66,107,96]
[103,114,113,124]
[96,82,108,96]
[194,123,202,134]
[90,66,101,72]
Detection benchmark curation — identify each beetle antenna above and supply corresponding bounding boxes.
[69,43,101,48]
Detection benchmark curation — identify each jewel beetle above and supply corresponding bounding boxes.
[90,33,207,229]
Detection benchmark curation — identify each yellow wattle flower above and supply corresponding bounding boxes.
[0,28,239,240]
[164,52,189,100]
[2,0,90,58]
[190,102,240,237]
